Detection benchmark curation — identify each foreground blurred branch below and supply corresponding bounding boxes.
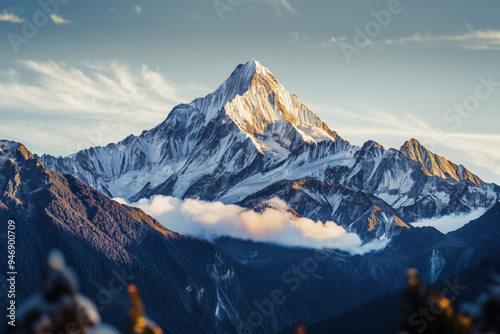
[6,250,500,334]
[6,250,162,334]
[399,267,500,334]
[128,284,162,334]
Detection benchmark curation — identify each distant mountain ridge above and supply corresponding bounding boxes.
[40,59,499,242]
[401,138,482,186]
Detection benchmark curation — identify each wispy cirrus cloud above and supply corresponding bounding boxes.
[290,26,500,52]
[290,32,350,49]
[319,35,348,48]
[384,26,500,50]
[134,5,142,14]
[0,10,23,23]
[214,0,295,22]
[0,60,207,156]
[0,60,182,116]
[50,14,73,25]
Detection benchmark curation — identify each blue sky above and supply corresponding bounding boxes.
[0,0,499,183]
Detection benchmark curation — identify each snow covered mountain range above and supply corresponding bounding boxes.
[41,59,500,242]
[3,139,500,334]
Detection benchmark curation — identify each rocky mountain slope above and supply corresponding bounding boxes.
[0,140,308,333]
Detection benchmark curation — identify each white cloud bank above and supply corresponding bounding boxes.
[116,196,388,254]
[411,208,488,234]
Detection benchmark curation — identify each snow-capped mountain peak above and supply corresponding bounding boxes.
[1,140,49,208]
[188,59,259,122]
[0,141,33,164]
[400,138,482,186]
[187,59,343,148]
[224,59,341,146]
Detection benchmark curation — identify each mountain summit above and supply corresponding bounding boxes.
[221,59,343,145]
[193,59,340,139]
[400,138,482,186]
[41,59,499,240]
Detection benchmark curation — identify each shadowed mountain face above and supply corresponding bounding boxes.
[41,60,499,241]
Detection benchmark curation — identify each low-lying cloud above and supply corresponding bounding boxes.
[116,196,387,254]
[410,208,488,234]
